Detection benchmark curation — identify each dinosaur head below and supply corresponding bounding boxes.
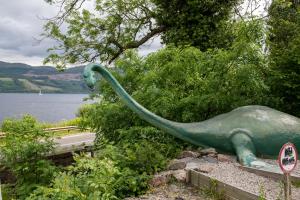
[83,63,97,89]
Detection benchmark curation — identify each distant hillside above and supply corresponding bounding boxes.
[0,61,89,93]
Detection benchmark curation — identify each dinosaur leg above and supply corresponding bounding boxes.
[231,132,257,166]
[231,132,281,171]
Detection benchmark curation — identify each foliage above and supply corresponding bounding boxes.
[76,104,96,130]
[267,0,300,116]
[43,0,243,68]
[26,134,173,199]
[0,115,57,199]
[153,0,239,51]
[27,153,150,199]
[82,20,269,135]
[43,0,160,68]
[135,24,268,122]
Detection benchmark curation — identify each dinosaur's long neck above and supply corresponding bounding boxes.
[91,64,196,143]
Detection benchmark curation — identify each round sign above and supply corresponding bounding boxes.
[278,142,298,173]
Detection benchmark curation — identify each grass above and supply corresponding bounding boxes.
[40,85,62,92]
[1,184,16,200]
[292,180,300,188]
[40,117,82,128]
[0,118,89,139]
[18,79,40,91]
[0,77,13,82]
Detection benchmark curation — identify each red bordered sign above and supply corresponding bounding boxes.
[278,142,298,173]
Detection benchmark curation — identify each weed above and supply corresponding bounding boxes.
[258,183,266,200]
[200,178,226,200]
[292,180,300,188]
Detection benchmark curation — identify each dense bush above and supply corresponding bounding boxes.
[1,115,57,199]
[28,154,149,200]
[268,0,300,117]
[83,20,269,134]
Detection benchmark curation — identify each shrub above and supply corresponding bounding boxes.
[1,115,57,199]
[27,154,149,200]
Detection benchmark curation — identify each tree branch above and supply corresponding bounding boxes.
[46,0,86,26]
[126,25,165,49]
[108,25,166,64]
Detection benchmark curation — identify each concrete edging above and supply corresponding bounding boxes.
[240,166,300,182]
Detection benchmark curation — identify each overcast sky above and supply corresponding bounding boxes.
[0,0,161,66]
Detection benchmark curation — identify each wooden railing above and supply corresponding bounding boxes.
[44,126,81,132]
[0,132,5,138]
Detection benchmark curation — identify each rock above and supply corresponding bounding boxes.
[171,169,186,182]
[179,157,195,163]
[217,154,233,162]
[149,171,172,187]
[196,165,214,173]
[207,153,217,158]
[175,197,184,200]
[199,148,217,156]
[177,151,200,159]
[149,175,168,187]
[169,184,180,193]
[185,158,205,170]
[203,156,218,163]
[168,159,187,170]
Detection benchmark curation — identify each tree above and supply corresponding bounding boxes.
[153,0,239,51]
[44,0,240,68]
[268,0,300,116]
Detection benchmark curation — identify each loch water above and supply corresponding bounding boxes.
[0,93,92,123]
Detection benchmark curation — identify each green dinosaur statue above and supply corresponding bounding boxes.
[83,63,300,168]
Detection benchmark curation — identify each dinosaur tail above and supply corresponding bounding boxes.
[83,63,195,144]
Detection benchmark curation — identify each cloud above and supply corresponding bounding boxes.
[0,0,161,66]
[139,37,163,58]
[0,49,45,66]
[0,0,59,65]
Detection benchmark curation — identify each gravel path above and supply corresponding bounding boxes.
[195,157,300,200]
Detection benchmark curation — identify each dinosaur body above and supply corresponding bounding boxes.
[83,63,300,167]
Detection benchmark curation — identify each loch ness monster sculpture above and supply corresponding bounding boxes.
[83,63,300,168]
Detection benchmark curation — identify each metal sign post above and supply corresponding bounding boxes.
[278,142,298,200]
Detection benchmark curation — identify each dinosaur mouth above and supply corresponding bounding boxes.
[86,80,95,89]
